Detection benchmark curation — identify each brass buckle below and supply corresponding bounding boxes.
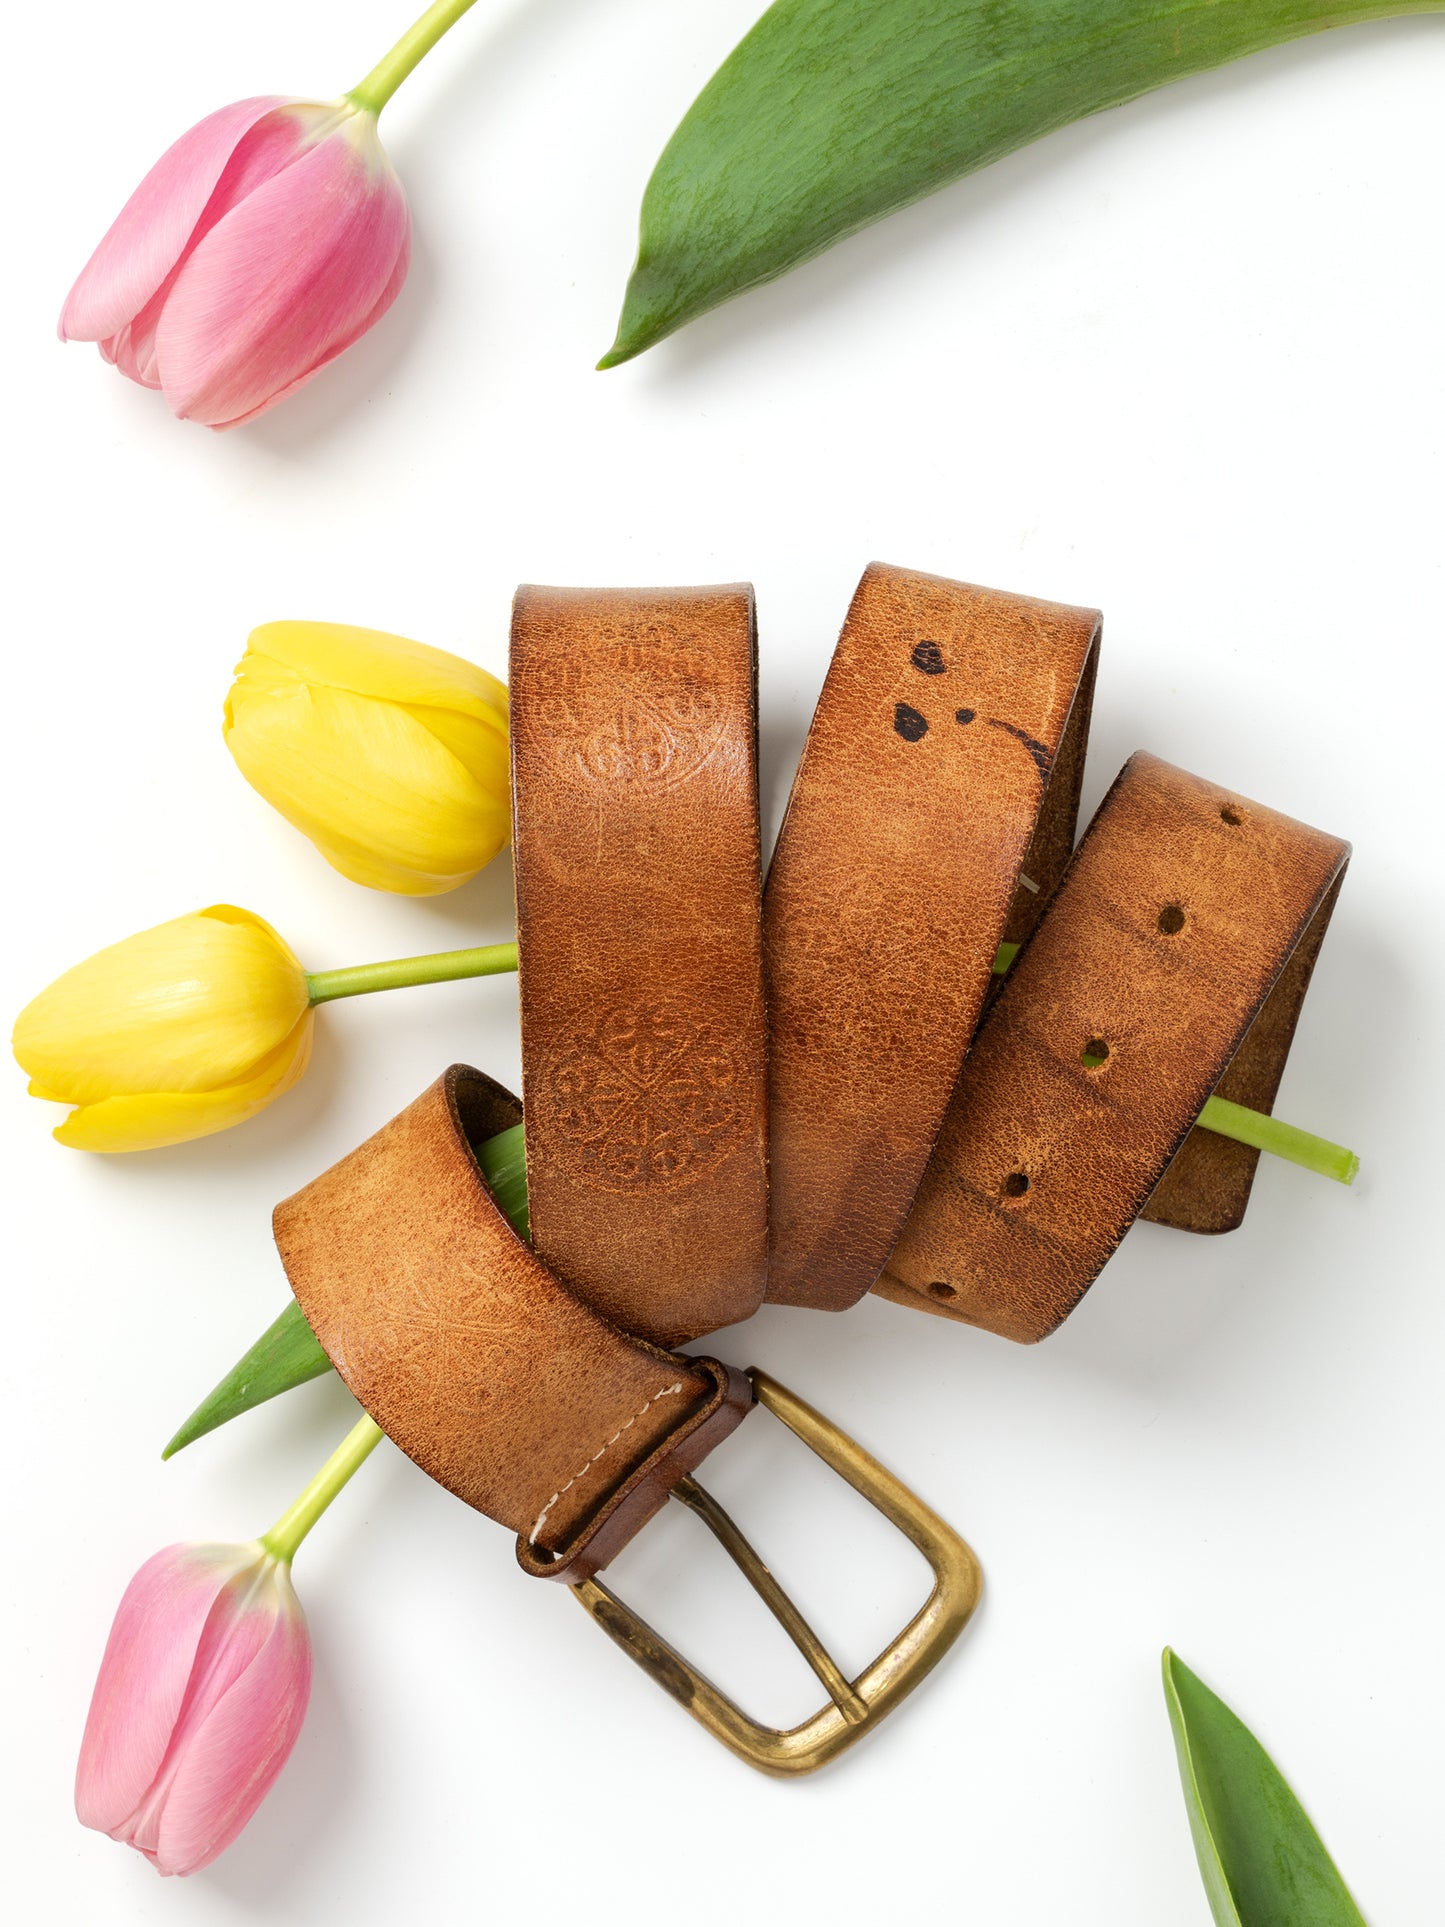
[571,1368,981,1775]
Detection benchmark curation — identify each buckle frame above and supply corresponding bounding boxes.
[571,1368,981,1775]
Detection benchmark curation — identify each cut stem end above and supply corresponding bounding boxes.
[1197,1094,1358,1186]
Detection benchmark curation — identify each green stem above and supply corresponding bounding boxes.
[260,1414,386,1565]
[347,0,482,116]
[1197,1094,1358,1187]
[306,941,518,1004]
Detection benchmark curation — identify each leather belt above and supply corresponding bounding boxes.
[270,567,1348,1771]
[275,574,987,1772]
[283,583,780,1582]
[276,1065,751,1585]
[876,752,1350,1340]
[763,562,1100,1310]
[509,584,769,1347]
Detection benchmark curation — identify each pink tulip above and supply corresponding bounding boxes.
[59,97,410,428]
[76,1541,312,1876]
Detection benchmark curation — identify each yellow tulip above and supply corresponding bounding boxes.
[225,622,511,895]
[13,907,313,1152]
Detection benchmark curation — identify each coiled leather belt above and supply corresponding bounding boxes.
[273,563,1347,1772]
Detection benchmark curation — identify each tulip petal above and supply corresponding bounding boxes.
[100,308,165,387]
[238,621,509,724]
[13,906,309,1106]
[397,698,511,797]
[212,231,412,430]
[156,114,410,429]
[226,680,510,894]
[60,98,292,345]
[76,1544,257,1838]
[94,104,338,385]
[152,1571,311,1876]
[53,1015,313,1152]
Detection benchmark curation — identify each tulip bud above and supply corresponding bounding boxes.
[13,906,312,1151]
[59,97,410,428]
[225,621,511,894]
[76,1542,311,1877]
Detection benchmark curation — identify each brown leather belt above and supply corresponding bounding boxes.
[509,584,769,1347]
[276,1066,751,1585]
[876,752,1350,1340]
[282,583,781,1583]
[275,574,989,1772]
[763,562,1100,1310]
[270,567,1348,1770]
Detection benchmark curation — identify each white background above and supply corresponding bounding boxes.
[4,3,1443,1921]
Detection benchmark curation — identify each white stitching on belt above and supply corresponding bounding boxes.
[528,1381,686,1546]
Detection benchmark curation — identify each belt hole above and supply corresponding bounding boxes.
[926,1280,957,1301]
[1081,1037,1109,1069]
[1001,1172,1030,1200]
[1220,804,1245,827]
[1157,903,1186,936]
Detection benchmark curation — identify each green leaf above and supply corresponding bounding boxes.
[164,1122,531,1456]
[479,1119,529,1242]
[163,1300,332,1459]
[1162,1648,1368,1926]
[602,0,1443,366]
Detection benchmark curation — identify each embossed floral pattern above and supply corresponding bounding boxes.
[541,1001,741,1192]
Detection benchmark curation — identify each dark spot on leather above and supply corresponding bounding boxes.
[987,718,1053,777]
[955,708,976,725]
[911,639,946,674]
[894,703,929,742]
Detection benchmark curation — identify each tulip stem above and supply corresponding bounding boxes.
[347,0,482,116]
[1196,1095,1359,1186]
[306,940,519,1004]
[260,1414,386,1565]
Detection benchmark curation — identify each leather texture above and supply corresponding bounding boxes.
[1140,869,1346,1233]
[763,562,1101,1311]
[510,584,770,1346]
[275,1067,752,1583]
[875,752,1350,1342]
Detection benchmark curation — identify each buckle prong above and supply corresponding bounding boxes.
[671,1474,869,1725]
[571,1368,981,1775]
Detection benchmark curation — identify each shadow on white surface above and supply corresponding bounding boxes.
[360,843,519,947]
[239,226,442,461]
[202,1645,360,1904]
